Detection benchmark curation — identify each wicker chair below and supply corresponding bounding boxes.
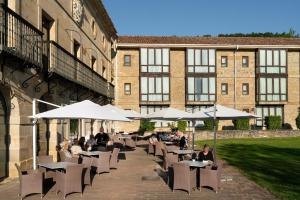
[199,160,223,193]
[154,142,163,157]
[110,148,120,169]
[172,163,196,195]
[162,148,178,171]
[15,163,43,200]
[95,151,111,174]
[59,151,79,163]
[125,138,136,149]
[148,140,155,155]
[37,155,56,180]
[82,157,93,186]
[56,165,84,198]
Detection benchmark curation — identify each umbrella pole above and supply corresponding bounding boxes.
[32,99,37,170]
[192,120,195,151]
[213,103,217,161]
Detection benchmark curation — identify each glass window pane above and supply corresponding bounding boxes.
[148,49,154,65]
[280,50,286,66]
[267,78,273,93]
[195,78,201,94]
[162,48,169,65]
[267,50,272,66]
[141,48,147,65]
[141,77,148,93]
[188,77,194,94]
[149,77,154,93]
[188,66,194,73]
[274,78,279,93]
[259,50,266,66]
[276,107,282,116]
[209,49,215,66]
[269,107,275,116]
[195,49,201,65]
[156,77,161,93]
[187,49,194,65]
[280,78,286,94]
[202,78,208,93]
[202,50,208,65]
[274,50,279,66]
[140,106,147,115]
[155,49,161,65]
[260,78,266,93]
[209,77,215,94]
[163,77,169,93]
[163,66,169,72]
[141,66,147,72]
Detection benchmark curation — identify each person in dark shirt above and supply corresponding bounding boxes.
[95,127,109,146]
[198,144,214,162]
[179,136,186,150]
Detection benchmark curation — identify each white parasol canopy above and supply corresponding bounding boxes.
[143,107,192,121]
[32,100,130,122]
[102,104,141,119]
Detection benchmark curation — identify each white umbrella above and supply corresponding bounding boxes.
[32,100,130,121]
[102,104,141,119]
[143,107,192,121]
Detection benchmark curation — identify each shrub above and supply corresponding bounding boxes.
[177,120,187,132]
[233,119,250,130]
[296,111,300,129]
[203,119,218,131]
[265,116,282,130]
[139,119,155,133]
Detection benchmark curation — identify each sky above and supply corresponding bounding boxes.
[102,0,300,36]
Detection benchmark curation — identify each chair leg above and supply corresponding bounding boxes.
[41,193,43,199]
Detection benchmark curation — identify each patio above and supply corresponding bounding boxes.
[0,141,276,200]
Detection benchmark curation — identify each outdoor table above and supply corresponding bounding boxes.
[163,141,176,145]
[172,149,194,155]
[79,151,101,157]
[180,160,209,168]
[38,162,78,170]
[118,136,132,139]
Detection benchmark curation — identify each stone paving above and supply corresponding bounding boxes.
[0,142,277,200]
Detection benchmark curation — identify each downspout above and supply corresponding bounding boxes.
[234,45,239,109]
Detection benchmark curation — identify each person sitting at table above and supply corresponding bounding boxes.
[86,134,97,150]
[95,127,109,146]
[198,144,214,162]
[70,139,83,155]
[78,137,86,150]
[179,136,187,150]
[59,141,73,159]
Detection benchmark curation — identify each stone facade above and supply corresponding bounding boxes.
[0,0,116,178]
[115,40,300,133]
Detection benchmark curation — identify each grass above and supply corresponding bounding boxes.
[195,137,300,200]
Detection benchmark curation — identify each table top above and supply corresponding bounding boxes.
[163,141,176,145]
[180,160,209,168]
[172,149,194,154]
[38,162,78,170]
[80,151,101,156]
[118,136,132,139]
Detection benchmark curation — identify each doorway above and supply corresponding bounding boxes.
[0,92,8,179]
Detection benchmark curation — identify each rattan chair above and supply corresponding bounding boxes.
[59,151,79,163]
[148,140,155,155]
[155,142,163,157]
[162,148,178,171]
[125,138,136,149]
[199,160,223,193]
[15,163,43,200]
[82,157,93,186]
[172,163,196,195]
[95,151,111,174]
[37,155,56,180]
[56,164,84,198]
[110,148,120,169]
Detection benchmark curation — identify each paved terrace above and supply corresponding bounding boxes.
[0,142,276,200]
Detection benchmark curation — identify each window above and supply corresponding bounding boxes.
[102,61,106,79]
[73,40,80,59]
[91,56,97,71]
[140,76,169,101]
[187,77,215,101]
[242,56,249,67]
[258,49,287,74]
[257,77,287,101]
[242,83,249,95]
[221,83,228,95]
[124,83,131,95]
[221,56,228,67]
[124,55,131,66]
[140,106,168,127]
[140,48,169,73]
[187,49,216,73]
[256,106,283,127]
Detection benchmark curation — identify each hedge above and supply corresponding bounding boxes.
[177,120,187,132]
[233,119,250,130]
[265,116,282,130]
[139,119,155,133]
[203,119,218,131]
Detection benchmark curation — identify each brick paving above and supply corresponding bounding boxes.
[0,142,277,200]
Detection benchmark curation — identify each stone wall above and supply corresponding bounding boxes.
[193,130,300,141]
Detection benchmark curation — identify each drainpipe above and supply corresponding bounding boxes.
[233,45,239,109]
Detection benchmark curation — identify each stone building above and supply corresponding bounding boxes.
[0,0,116,179]
[115,36,300,132]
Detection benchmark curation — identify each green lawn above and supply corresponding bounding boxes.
[195,137,300,200]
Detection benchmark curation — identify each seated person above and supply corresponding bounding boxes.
[198,144,214,163]
[70,139,83,155]
[59,141,72,158]
[95,127,109,146]
[86,134,97,150]
[78,137,86,150]
[179,136,187,150]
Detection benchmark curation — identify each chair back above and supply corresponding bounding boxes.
[14,163,22,183]
[59,151,67,162]
[37,155,53,164]
[173,162,190,182]
[111,148,120,160]
[65,165,83,183]
[98,152,111,165]
[82,157,92,168]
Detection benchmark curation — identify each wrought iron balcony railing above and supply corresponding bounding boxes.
[47,41,109,96]
[0,4,43,68]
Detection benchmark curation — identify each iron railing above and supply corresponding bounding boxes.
[47,41,109,96]
[0,4,43,67]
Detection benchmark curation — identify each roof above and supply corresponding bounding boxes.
[118,36,300,46]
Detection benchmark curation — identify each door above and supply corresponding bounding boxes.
[0,93,7,179]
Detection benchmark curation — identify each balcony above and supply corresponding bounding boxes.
[0,4,43,68]
[108,82,114,98]
[47,41,109,96]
